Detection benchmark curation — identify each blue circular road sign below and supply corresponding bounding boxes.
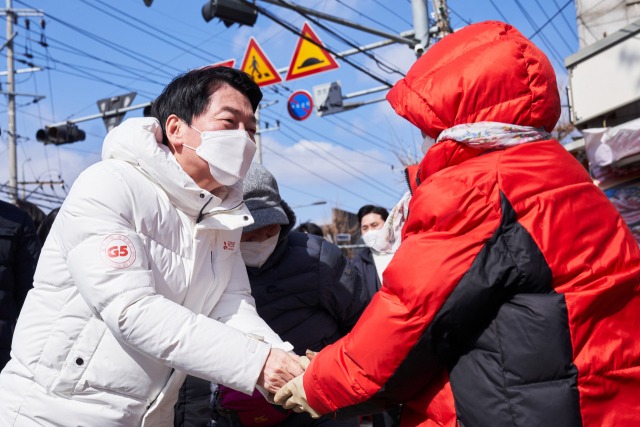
[288,90,314,121]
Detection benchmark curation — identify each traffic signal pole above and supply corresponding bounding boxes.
[6,0,16,203]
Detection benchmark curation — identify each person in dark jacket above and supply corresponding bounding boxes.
[0,199,40,371]
[15,199,46,235]
[351,205,389,299]
[293,222,324,238]
[175,164,369,427]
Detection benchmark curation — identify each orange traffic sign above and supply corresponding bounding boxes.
[208,59,236,68]
[240,37,283,87]
[285,22,339,82]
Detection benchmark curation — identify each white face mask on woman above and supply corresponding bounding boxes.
[183,126,256,186]
[240,233,279,268]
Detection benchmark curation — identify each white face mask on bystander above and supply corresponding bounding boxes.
[362,229,382,248]
[240,233,279,268]
[183,127,256,186]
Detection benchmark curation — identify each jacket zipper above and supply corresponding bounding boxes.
[404,168,413,196]
[197,200,245,223]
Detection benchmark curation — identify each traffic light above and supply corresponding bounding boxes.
[202,0,258,27]
[36,124,86,146]
[143,0,153,6]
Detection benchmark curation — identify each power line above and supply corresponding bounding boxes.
[328,115,394,152]
[274,126,401,198]
[262,142,379,205]
[551,0,579,42]
[487,0,511,24]
[15,0,186,76]
[334,0,402,34]
[279,129,400,199]
[78,0,225,63]
[448,6,473,25]
[260,106,395,167]
[511,0,565,66]
[371,0,414,26]
[529,0,575,41]
[532,0,573,52]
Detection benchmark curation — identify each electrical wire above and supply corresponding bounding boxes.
[487,0,511,24]
[532,0,573,52]
[528,0,575,41]
[273,125,402,198]
[550,0,579,41]
[260,106,396,167]
[333,0,402,34]
[14,0,186,77]
[370,0,414,26]
[279,129,400,198]
[511,0,565,66]
[262,137,381,205]
[78,0,226,63]
[448,6,473,25]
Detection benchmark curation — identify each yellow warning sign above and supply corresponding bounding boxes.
[286,22,340,82]
[240,37,283,87]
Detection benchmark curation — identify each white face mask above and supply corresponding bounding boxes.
[183,126,256,186]
[240,233,279,268]
[362,228,382,248]
[421,134,436,155]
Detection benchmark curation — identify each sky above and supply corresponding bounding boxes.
[0,0,580,224]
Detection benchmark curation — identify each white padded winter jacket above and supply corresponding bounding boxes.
[0,118,291,427]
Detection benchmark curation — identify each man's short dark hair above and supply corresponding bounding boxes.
[357,205,389,224]
[150,66,262,145]
[294,222,324,237]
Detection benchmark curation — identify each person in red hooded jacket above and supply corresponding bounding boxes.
[274,21,640,427]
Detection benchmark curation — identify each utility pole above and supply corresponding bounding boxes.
[432,0,452,38]
[6,0,16,203]
[411,0,430,57]
[1,2,43,204]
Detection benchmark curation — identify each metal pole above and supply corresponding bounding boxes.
[46,101,152,128]
[432,0,452,37]
[411,0,430,56]
[255,105,262,164]
[6,0,17,204]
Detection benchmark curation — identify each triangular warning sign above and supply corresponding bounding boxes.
[286,22,339,82]
[240,37,283,87]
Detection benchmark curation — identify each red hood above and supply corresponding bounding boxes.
[387,21,560,140]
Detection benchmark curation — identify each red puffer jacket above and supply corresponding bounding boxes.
[302,21,640,427]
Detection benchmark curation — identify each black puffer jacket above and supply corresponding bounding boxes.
[247,203,370,352]
[0,200,40,370]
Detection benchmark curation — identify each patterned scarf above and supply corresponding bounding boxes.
[372,122,552,254]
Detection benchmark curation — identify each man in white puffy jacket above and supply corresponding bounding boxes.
[0,67,303,427]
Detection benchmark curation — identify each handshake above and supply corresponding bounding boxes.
[256,348,321,418]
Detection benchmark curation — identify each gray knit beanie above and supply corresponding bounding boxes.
[242,163,290,233]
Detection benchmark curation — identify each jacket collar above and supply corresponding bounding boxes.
[102,117,253,231]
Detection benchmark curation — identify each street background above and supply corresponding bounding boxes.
[0,0,580,224]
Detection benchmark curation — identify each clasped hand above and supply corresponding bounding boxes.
[273,350,321,418]
[257,348,304,394]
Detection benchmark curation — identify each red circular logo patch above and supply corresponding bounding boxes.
[100,234,136,269]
